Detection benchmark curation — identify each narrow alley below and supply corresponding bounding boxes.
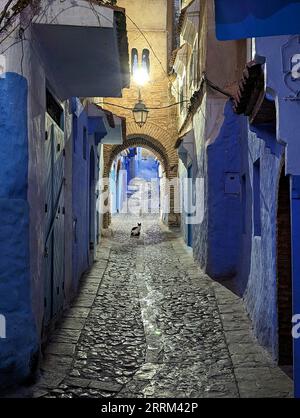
[22,215,292,399]
[3,0,300,402]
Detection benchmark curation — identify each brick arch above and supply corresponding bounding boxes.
[105,134,172,179]
[125,121,178,166]
[102,130,180,229]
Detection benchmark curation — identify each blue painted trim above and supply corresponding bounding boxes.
[215,0,300,40]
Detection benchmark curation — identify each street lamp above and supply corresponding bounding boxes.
[132,91,149,128]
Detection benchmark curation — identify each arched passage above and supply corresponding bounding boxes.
[102,135,179,229]
[277,164,293,368]
[106,135,170,178]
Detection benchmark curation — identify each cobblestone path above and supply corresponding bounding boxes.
[22,216,293,398]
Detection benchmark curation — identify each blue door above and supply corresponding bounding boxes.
[44,114,65,327]
[89,147,96,263]
[187,165,193,247]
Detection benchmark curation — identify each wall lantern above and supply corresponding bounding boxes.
[132,95,149,128]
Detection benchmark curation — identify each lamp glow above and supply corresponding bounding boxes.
[133,67,150,86]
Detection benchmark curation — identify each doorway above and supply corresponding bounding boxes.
[89,147,96,259]
[44,112,65,329]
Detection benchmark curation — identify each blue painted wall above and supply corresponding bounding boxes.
[72,108,90,290]
[187,96,286,360]
[185,101,243,286]
[204,98,285,358]
[253,35,300,395]
[206,102,243,282]
[240,123,284,358]
[72,101,106,290]
[135,149,159,181]
[0,73,38,387]
[189,95,286,360]
[291,175,300,397]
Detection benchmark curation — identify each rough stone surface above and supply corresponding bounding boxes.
[5,215,293,398]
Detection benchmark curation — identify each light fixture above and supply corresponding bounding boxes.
[132,90,149,128]
[133,67,150,86]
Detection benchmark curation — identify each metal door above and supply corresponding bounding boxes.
[44,114,65,327]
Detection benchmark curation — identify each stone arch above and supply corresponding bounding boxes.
[125,121,178,167]
[106,134,171,179]
[102,133,180,229]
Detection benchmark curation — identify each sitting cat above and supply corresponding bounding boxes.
[131,223,141,237]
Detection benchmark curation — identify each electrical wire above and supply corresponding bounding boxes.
[124,14,166,77]
[83,3,190,100]
[0,0,185,99]
[97,100,190,111]
[1,1,233,111]
[98,73,230,119]
[204,73,234,99]
[1,1,183,92]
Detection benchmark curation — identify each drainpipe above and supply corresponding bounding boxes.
[291,175,300,398]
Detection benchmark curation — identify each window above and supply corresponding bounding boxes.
[83,127,87,160]
[142,49,150,78]
[253,159,261,236]
[46,88,64,130]
[131,48,139,76]
[131,48,150,85]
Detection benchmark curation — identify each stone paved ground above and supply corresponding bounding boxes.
[11,215,293,398]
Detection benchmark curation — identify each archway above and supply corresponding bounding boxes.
[106,135,170,178]
[110,146,163,219]
[277,164,293,369]
[102,135,179,229]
